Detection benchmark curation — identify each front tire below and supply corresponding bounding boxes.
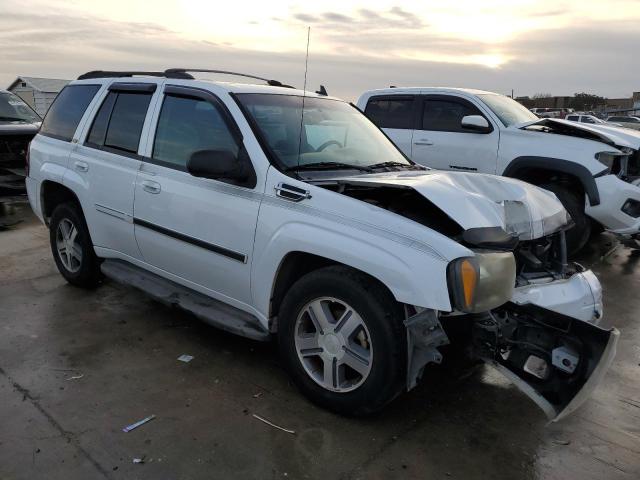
[278,266,406,416]
[49,202,102,288]
[540,183,591,255]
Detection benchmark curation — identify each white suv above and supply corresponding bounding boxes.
[357,88,640,252]
[27,70,617,419]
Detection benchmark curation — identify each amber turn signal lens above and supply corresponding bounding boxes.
[460,259,477,307]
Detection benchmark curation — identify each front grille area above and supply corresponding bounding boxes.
[0,134,34,168]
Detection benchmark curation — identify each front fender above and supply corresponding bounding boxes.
[251,220,455,320]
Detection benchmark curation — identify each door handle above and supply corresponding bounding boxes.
[141,180,161,194]
[275,183,312,202]
[413,139,434,146]
[74,161,89,172]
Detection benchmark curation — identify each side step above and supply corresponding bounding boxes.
[101,260,270,341]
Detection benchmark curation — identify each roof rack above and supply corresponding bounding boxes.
[77,68,295,88]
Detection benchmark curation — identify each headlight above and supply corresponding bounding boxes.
[447,252,516,313]
[595,151,628,172]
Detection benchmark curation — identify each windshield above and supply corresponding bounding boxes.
[477,93,538,127]
[236,94,412,170]
[0,92,41,123]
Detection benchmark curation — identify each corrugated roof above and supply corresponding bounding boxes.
[8,76,70,93]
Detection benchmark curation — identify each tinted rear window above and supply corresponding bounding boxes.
[364,97,414,129]
[104,93,152,153]
[40,84,100,141]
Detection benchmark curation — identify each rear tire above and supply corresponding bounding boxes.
[49,202,102,288]
[278,266,406,416]
[539,183,591,255]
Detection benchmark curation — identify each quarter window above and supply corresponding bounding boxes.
[152,95,239,170]
[364,97,414,129]
[421,98,481,132]
[40,84,100,141]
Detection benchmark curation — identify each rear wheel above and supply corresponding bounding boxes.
[539,183,591,255]
[49,202,102,288]
[278,266,406,415]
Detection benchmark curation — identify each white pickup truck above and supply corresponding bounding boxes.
[357,88,640,253]
[26,70,617,419]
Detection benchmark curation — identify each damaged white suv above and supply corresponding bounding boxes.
[358,88,640,253]
[27,70,617,420]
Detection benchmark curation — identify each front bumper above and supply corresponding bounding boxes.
[586,174,640,235]
[511,270,603,324]
[479,267,615,421]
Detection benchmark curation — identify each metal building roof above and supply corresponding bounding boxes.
[7,76,70,93]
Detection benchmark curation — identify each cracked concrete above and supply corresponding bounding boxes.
[0,198,639,479]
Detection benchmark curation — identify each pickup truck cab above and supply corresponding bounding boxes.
[27,70,617,418]
[357,87,640,253]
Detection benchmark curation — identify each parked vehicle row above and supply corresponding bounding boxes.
[357,87,640,253]
[26,69,617,420]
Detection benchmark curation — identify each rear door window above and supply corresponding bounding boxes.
[364,96,415,129]
[421,97,482,132]
[40,84,101,141]
[86,91,152,154]
[151,94,239,170]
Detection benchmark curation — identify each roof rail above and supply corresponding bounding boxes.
[77,70,194,80]
[77,69,294,88]
[164,69,294,88]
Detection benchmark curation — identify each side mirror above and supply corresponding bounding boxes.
[187,149,249,182]
[461,115,491,132]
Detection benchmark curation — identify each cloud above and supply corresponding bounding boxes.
[0,1,638,101]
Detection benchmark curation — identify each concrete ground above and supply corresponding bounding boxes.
[0,197,638,480]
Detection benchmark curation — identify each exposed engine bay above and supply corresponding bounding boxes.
[0,133,34,192]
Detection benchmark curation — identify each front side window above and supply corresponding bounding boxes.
[421,98,481,132]
[364,97,414,129]
[236,94,412,170]
[86,91,152,154]
[0,92,41,123]
[152,95,239,170]
[477,93,539,127]
[40,84,100,141]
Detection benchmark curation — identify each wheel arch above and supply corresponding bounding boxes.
[503,156,600,206]
[268,251,399,331]
[40,180,83,225]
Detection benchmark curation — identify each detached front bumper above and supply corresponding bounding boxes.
[476,267,617,421]
[586,174,640,235]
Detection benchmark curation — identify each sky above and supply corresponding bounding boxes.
[1,0,639,101]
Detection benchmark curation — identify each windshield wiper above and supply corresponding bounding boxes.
[368,161,423,170]
[285,162,373,172]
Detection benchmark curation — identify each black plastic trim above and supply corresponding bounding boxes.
[503,156,601,206]
[462,227,519,250]
[109,82,157,93]
[133,218,247,263]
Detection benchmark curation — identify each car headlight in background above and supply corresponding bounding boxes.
[447,252,516,313]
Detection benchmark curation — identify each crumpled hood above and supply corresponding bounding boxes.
[335,170,569,240]
[519,118,640,150]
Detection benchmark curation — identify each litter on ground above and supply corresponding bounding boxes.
[123,415,156,433]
